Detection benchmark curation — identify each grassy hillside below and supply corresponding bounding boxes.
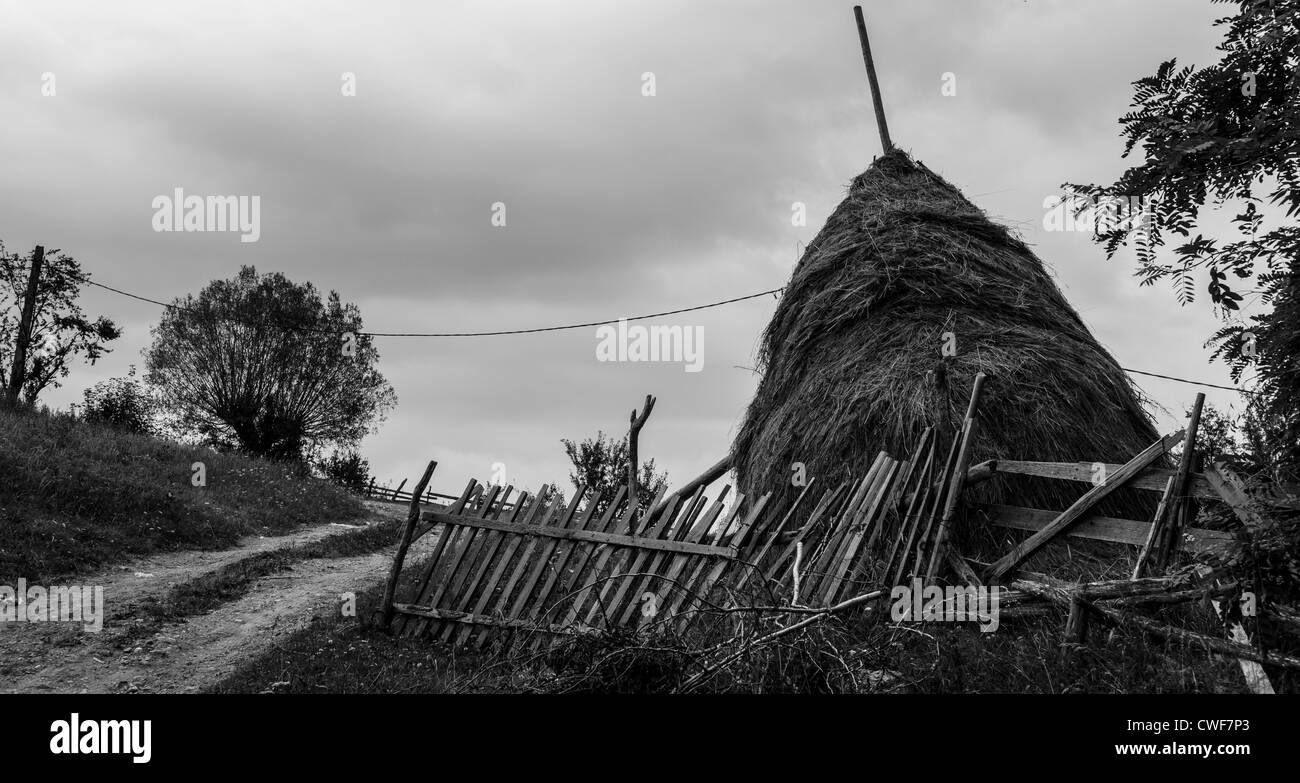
[0,409,365,582]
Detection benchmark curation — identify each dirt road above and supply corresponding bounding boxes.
[0,501,417,694]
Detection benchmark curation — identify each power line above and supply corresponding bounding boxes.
[54,268,1263,396]
[69,271,784,338]
[1121,367,1261,396]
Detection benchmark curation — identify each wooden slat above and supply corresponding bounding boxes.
[659,497,747,625]
[464,491,545,648]
[418,508,734,557]
[595,488,684,629]
[733,478,816,595]
[443,487,537,646]
[438,486,554,641]
[672,493,772,634]
[640,489,732,633]
[977,503,1231,554]
[996,460,1215,499]
[614,485,710,628]
[884,430,937,584]
[1132,477,1177,579]
[563,487,651,629]
[831,458,901,603]
[987,431,1185,581]
[515,488,608,647]
[527,486,629,650]
[764,482,847,583]
[807,459,884,601]
[396,478,479,636]
[497,488,587,643]
[411,483,504,637]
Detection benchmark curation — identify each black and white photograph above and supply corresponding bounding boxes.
[1,0,1296,764]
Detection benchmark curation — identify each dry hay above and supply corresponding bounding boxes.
[733,151,1164,519]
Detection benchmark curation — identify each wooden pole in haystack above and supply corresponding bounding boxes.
[926,373,987,580]
[853,5,893,155]
[1156,392,1205,570]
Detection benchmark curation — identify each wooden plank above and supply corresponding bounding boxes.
[463,490,541,648]
[395,477,478,636]
[928,413,981,580]
[521,488,607,633]
[884,429,936,583]
[443,486,537,646]
[659,498,747,625]
[910,427,964,583]
[805,463,881,602]
[411,484,504,637]
[527,486,629,649]
[614,485,710,628]
[418,507,733,557]
[1203,464,1268,528]
[733,478,816,595]
[832,458,901,603]
[562,486,650,629]
[596,488,684,629]
[764,481,848,583]
[995,460,1215,500]
[672,493,772,634]
[1158,393,1205,569]
[1132,476,1176,579]
[442,485,516,606]
[640,489,732,633]
[977,503,1231,553]
[813,459,887,603]
[495,487,593,649]
[987,431,1185,581]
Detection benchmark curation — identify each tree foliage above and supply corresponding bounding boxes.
[562,430,667,518]
[81,366,157,434]
[1066,0,1300,467]
[0,242,121,404]
[145,266,396,461]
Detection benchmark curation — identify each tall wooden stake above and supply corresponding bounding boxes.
[5,245,44,409]
[1157,393,1205,570]
[628,394,656,525]
[853,5,893,155]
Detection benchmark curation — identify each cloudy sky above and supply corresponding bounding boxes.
[1,0,1254,497]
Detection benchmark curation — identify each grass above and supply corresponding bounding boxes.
[0,407,366,583]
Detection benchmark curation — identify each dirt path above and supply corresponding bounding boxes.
[0,500,421,694]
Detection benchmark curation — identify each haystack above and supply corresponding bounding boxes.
[733,151,1161,516]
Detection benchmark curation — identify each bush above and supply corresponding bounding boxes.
[81,366,156,434]
[316,449,371,493]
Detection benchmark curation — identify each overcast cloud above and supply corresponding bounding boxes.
[0,0,1250,496]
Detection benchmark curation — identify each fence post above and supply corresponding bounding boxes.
[381,461,437,629]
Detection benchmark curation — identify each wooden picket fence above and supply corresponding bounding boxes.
[383,464,774,650]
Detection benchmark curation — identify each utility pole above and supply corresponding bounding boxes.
[5,245,44,409]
